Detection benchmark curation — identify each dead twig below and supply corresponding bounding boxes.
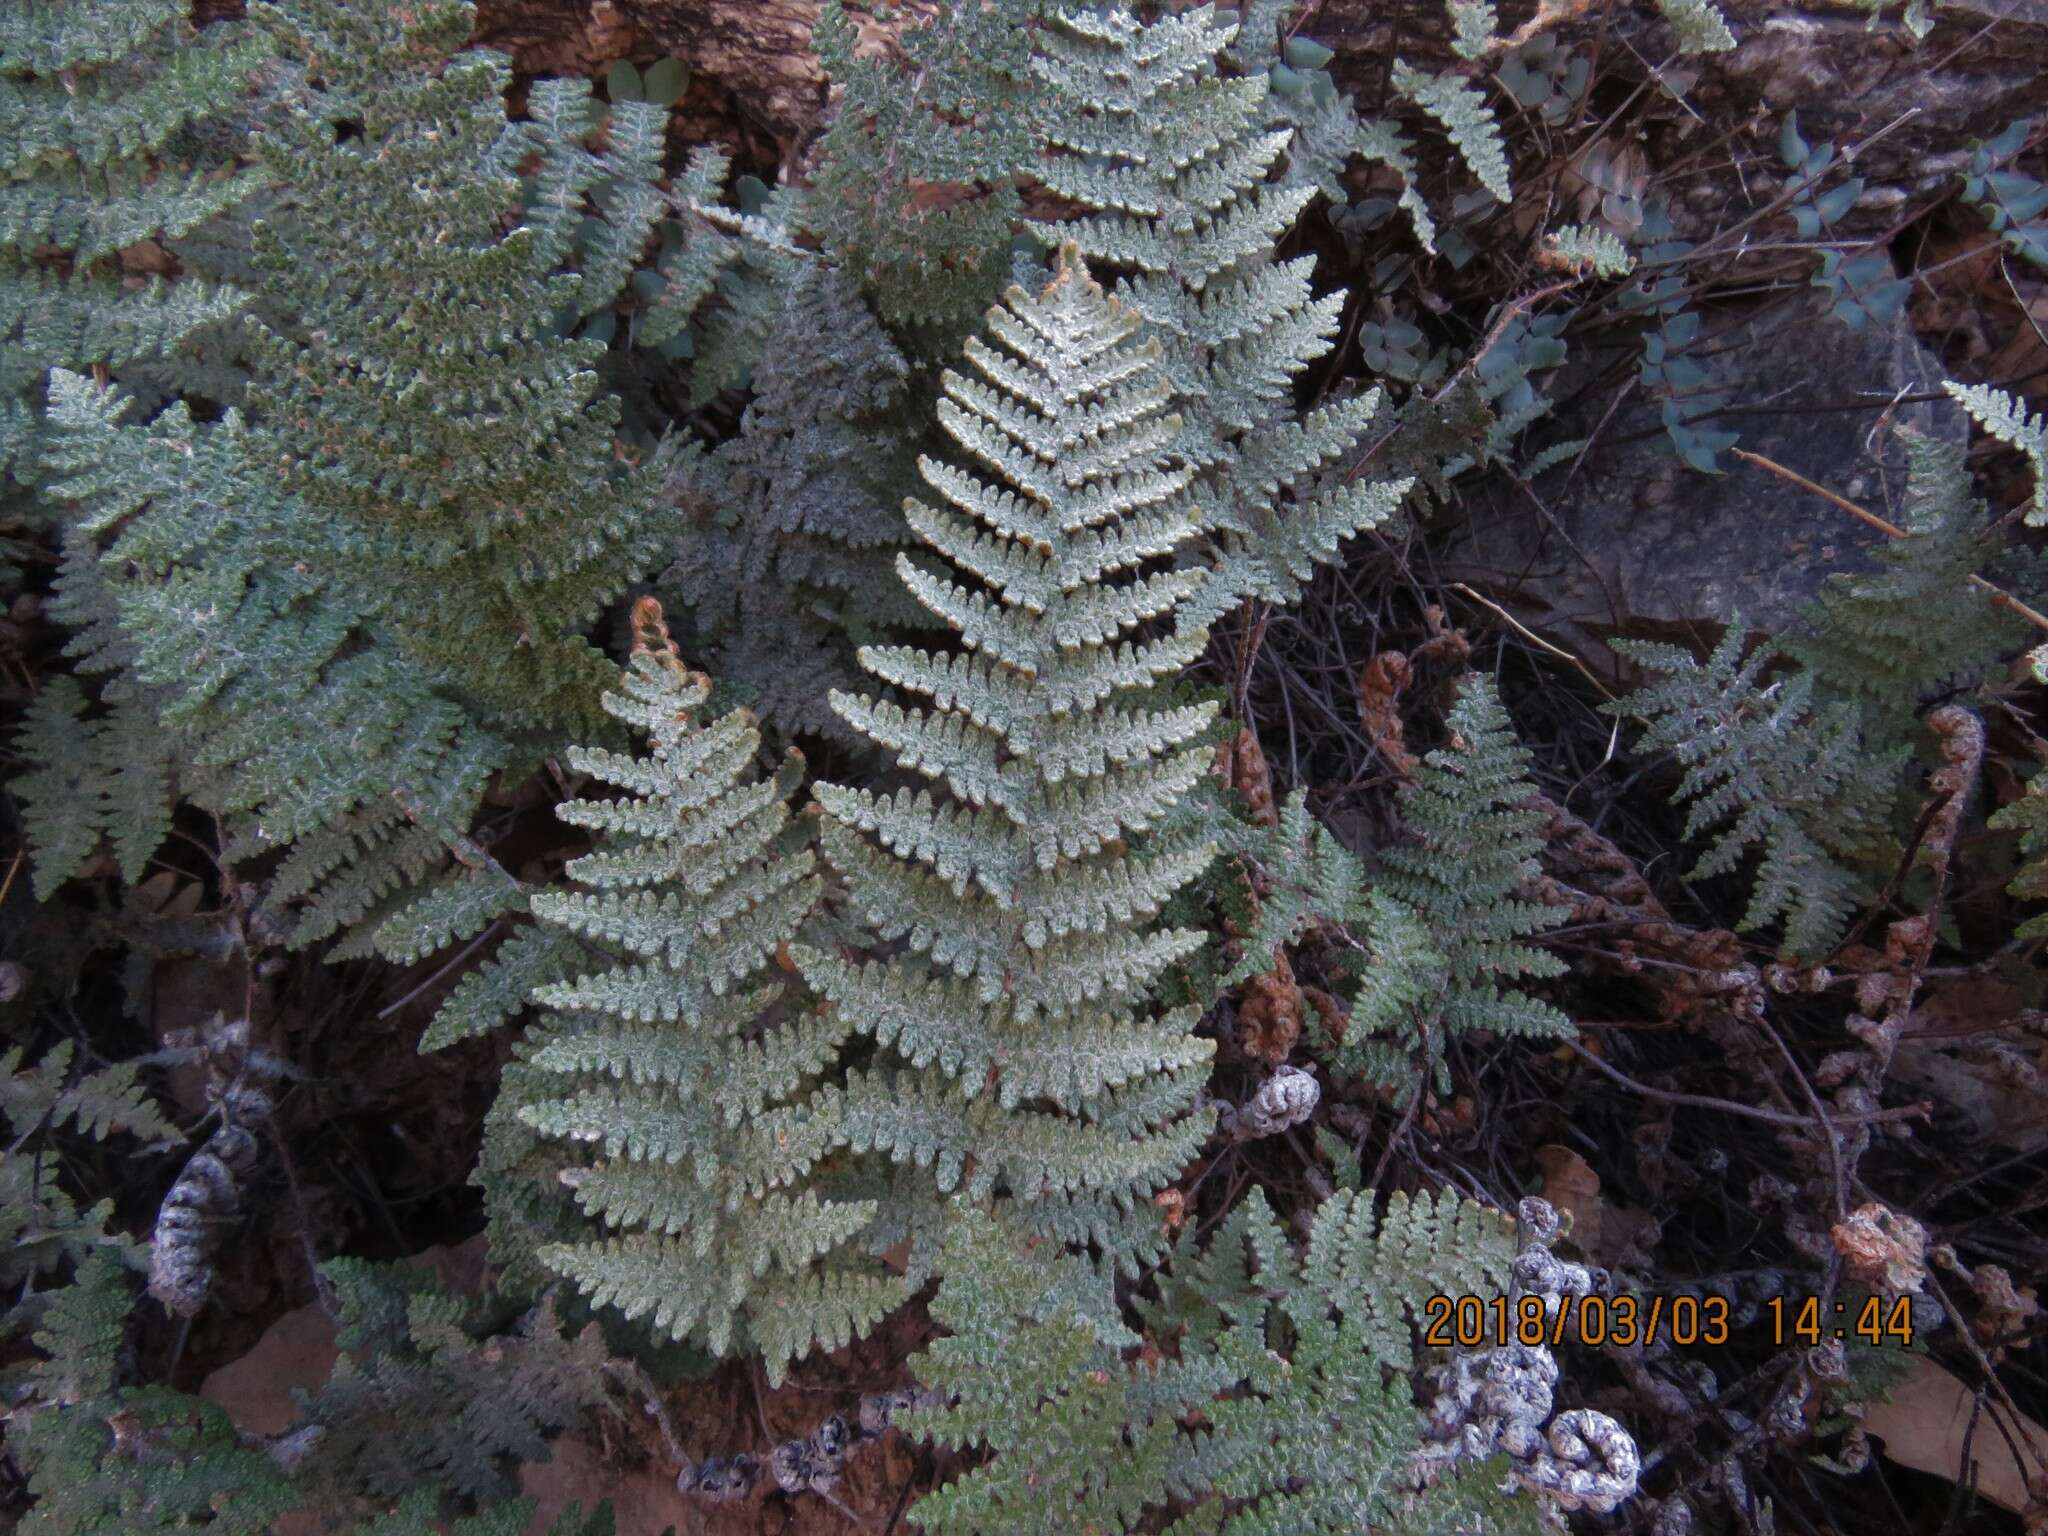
[1731,449,2048,633]
[1559,1039,1930,1130]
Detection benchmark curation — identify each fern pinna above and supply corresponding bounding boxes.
[1031,5,1412,627]
[795,247,1221,1274]
[503,600,899,1381]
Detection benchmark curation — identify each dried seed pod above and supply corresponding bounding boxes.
[1518,1408,1640,1513]
[147,1085,271,1317]
[680,1453,762,1500]
[1220,1064,1320,1141]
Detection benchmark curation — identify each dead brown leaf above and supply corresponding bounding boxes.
[1357,651,1419,780]
[1532,1143,1605,1257]
[1863,1354,2048,1516]
[1830,1202,1928,1294]
[1215,728,1277,827]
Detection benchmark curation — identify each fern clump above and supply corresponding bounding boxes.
[1611,427,2035,956]
[285,1255,614,1510]
[905,1189,1539,1535]
[496,601,900,1379]
[1607,625,1900,959]
[797,247,1222,1274]
[1031,4,1412,627]
[10,1251,298,1536]
[1333,675,1572,1092]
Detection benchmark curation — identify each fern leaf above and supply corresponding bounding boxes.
[804,248,1221,1260]
[1946,380,2048,525]
[1657,0,1738,52]
[1391,62,1510,202]
[503,602,891,1380]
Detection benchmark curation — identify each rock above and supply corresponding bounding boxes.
[1439,304,1966,676]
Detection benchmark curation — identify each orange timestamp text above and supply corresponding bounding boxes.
[1420,1291,1915,1350]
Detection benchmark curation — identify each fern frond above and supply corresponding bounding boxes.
[1607,624,1903,957]
[1332,676,1572,1092]
[1033,7,1411,621]
[1992,759,2048,940]
[1789,429,2032,741]
[1390,63,1510,202]
[1657,0,1738,52]
[1946,380,2048,525]
[804,249,1220,1260]
[506,602,891,1381]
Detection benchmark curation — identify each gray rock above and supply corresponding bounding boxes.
[1438,304,1965,677]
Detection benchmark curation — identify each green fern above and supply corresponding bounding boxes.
[667,262,927,739]
[41,370,508,953]
[1656,0,1738,52]
[796,248,1222,1276]
[1545,224,1636,280]
[344,1489,613,1536]
[289,1257,613,1509]
[0,0,262,524]
[1991,760,2048,940]
[1788,429,2032,742]
[809,0,1047,333]
[1390,62,1511,203]
[635,146,807,397]
[1224,2,1437,248]
[1607,624,1902,958]
[1031,5,1414,627]
[1447,0,1498,60]
[14,676,175,898]
[37,0,675,955]
[240,0,670,737]
[12,1253,297,1536]
[1223,786,1368,988]
[496,602,900,1380]
[1334,676,1572,1092]
[0,1041,171,1291]
[1946,380,2048,526]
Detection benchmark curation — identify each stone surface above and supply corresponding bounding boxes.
[1439,304,1966,677]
